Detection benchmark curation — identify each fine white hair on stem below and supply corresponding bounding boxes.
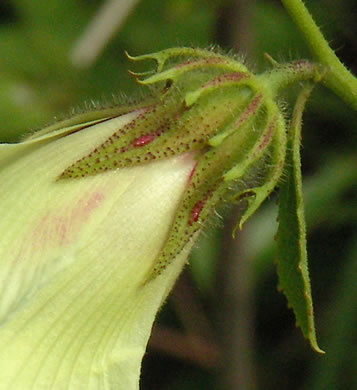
[70,0,141,68]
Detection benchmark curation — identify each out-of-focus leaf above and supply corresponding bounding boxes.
[307,238,357,389]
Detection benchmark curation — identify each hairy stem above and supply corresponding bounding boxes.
[281,0,357,111]
[258,59,318,98]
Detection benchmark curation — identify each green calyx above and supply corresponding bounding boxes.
[57,48,319,280]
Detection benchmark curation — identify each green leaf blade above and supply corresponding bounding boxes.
[276,84,324,353]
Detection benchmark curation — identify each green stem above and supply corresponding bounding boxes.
[281,0,357,111]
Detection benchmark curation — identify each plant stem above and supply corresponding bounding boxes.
[258,59,317,98]
[281,0,357,111]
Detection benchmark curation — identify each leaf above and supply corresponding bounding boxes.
[276,84,324,353]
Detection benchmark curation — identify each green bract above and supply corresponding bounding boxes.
[59,48,318,280]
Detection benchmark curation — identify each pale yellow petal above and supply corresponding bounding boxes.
[0,111,196,389]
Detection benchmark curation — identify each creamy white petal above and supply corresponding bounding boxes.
[0,112,196,389]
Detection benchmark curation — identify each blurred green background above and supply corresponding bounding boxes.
[0,0,356,389]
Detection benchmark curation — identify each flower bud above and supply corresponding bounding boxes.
[0,47,319,388]
[60,48,306,278]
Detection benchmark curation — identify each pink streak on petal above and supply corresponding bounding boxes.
[30,190,106,254]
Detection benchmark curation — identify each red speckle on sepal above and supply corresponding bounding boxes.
[254,117,276,155]
[205,72,249,87]
[132,134,156,147]
[188,199,205,226]
[187,162,198,184]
